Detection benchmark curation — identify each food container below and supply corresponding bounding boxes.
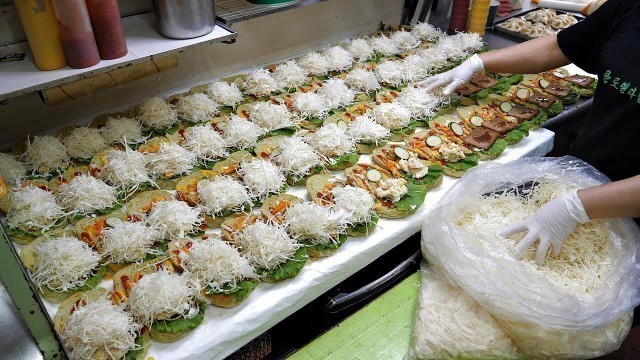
[152,0,216,39]
[14,0,67,70]
[85,0,128,60]
[51,0,101,69]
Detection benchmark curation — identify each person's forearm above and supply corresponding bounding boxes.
[479,35,571,74]
[578,175,640,219]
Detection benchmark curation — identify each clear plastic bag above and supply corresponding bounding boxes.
[421,156,640,356]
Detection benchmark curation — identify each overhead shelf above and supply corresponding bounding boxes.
[216,0,328,24]
[0,13,237,103]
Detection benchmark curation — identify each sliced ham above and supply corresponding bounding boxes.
[470,73,499,89]
[544,83,572,97]
[454,83,482,96]
[463,127,500,150]
[527,91,557,108]
[566,75,595,87]
[482,117,522,133]
[507,104,539,120]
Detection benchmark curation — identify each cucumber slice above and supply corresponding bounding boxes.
[539,79,550,89]
[197,179,210,190]
[336,120,348,130]
[393,147,410,160]
[270,147,283,157]
[366,169,383,182]
[450,123,464,136]
[425,135,442,147]
[516,88,530,99]
[105,217,123,227]
[470,116,484,127]
[552,70,566,78]
[216,122,229,131]
[500,102,513,113]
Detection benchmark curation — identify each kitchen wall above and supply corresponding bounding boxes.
[0,0,403,149]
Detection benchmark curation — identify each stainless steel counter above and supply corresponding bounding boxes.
[0,282,43,360]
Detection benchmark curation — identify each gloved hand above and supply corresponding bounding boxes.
[418,54,484,95]
[500,189,590,265]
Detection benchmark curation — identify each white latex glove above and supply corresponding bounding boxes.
[418,54,485,95]
[500,189,590,265]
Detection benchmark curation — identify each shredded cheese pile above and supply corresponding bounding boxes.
[146,200,204,239]
[306,123,355,157]
[24,135,70,173]
[146,143,197,177]
[324,46,354,72]
[375,60,406,87]
[174,93,219,123]
[431,32,484,62]
[317,79,355,109]
[372,102,412,130]
[249,102,296,131]
[272,136,323,180]
[344,68,380,93]
[291,92,331,119]
[411,22,444,42]
[198,176,252,215]
[284,202,346,245]
[101,221,160,264]
[128,270,196,326]
[31,235,101,292]
[299,51,331,76]
[100,117,144,145]
[369,35,401,57]
[416,48,451,73]
[331,185,375,224]
[0,152,27,184]
[347,114,390,144]
[137,97,179,130]
[222,115,266,149]
[272,60,308,90]
[243,68,279,97]
[63,127,108,160]
[394,86,444,119]
[206,82,244,108]
[61,299,141,360]
[57,175,117,215]
[6,186,65,232]
[402,54,430,83]
[180,238,257,291]
[347,38,375,62]
[181,125,228,161]
[237,222,300,270]
[101,148,153,193]
[238,158,286,200]
[390,30,421,51]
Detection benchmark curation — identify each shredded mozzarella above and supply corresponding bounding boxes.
[128,270,196,326]
[430,33,484,62]
[206,81,244,108]
[324,46,354,72]
[62,299,141,360]
[390,30,421,51]
[347,114,390,144]
[344,68,380,93]
[272,136,323,180]
[305,123,355,157]
[372,102,412,130]
[101,148,153,193]
[284,202,346,245]
[249,102,296,131]
[101,221,160,264]
[63,127,108,160]
[416,48,451,73]
[243,68,279,97]
[331,185,375,224]
[411,22,444,41]
[375,60,405,87]
[180,238,257,291]
[146,200,204,239]
[23,135,70,173]
[100,116,144,145]
[299,51,331,76]
[402,54,430,83]
[317,79,355,109]
[347,38,375,62]
[0,152,27,184]
[238,158,285,201]
[272,60,308,90]
[31,235,101,292]
[291,92,331,119]
[222,115,266,149]
[137,97,179,130]
[181,125,228,161]
[374,178,408,203]
[146,143,197,177]
[6,186,65,232]
[174,93,219,123]
[369,35,401,56]
[394,86,444,119]
[237,222,300,270]
[197,176,252,215]
[57,175,117,215]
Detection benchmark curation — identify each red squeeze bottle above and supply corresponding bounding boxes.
[449,0,470,34]
[51,0,100,68]
[85,0,128,60]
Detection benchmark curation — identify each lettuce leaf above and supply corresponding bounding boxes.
[7,226,44,238]
[503,122,532,145]
[262,247,308,281]
[70,265,107,293]
[151,300,205,334]
[507,74,524,85]
[204,279,258,304]
[547,101,563,116]
[268,126,298,137]
[305,233,347,251]
[408,164,444,188]
[394,182,427,212]
[350,213,379,234]
[328,151,360,169]
[391,119,417,137]
[470,88,490,100]
[447,153,478,172]
[531,111,549,127]
[124,333,146,360]
[483,138,508,157]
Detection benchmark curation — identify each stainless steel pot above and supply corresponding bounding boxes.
[152,0,216,39]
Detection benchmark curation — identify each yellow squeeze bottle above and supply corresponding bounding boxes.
[14,0,67,70]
